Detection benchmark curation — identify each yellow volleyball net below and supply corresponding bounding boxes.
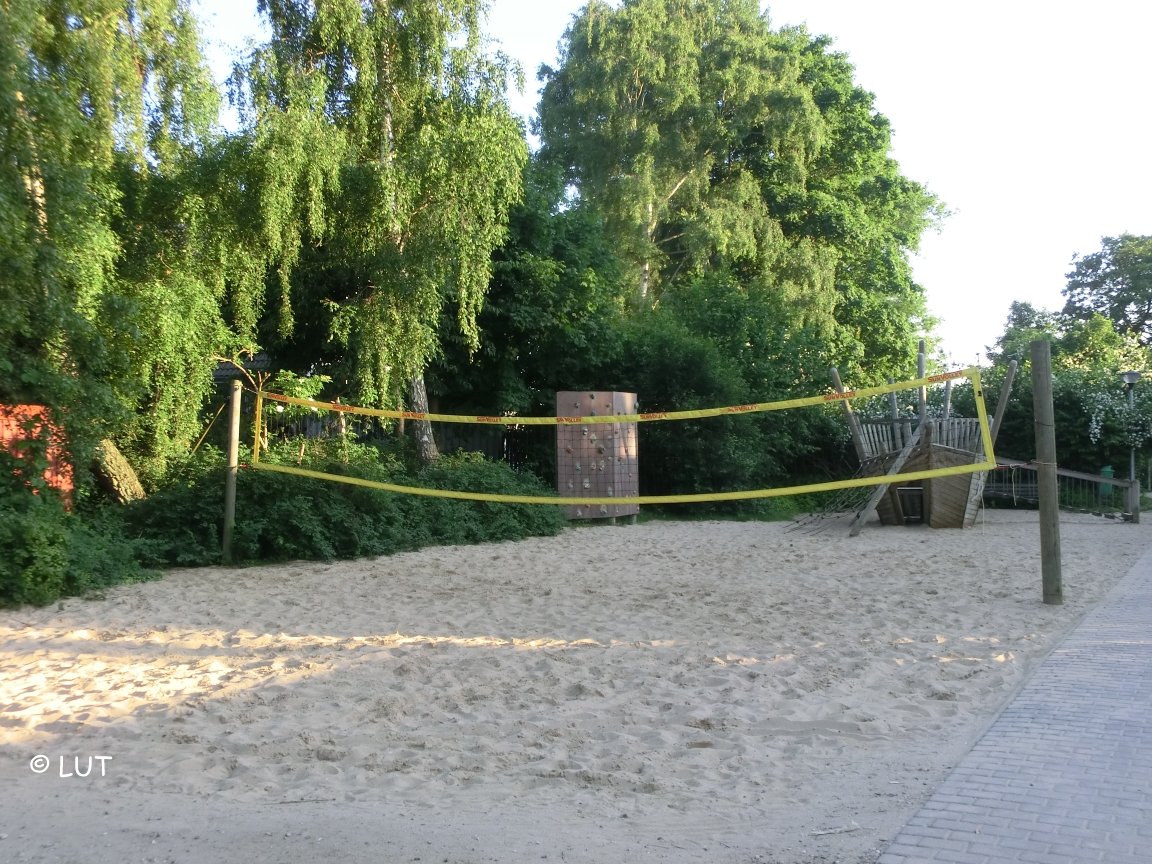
[246,367,995,506]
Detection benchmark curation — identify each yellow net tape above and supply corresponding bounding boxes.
[257,368,977,425]
[249,367,995,506]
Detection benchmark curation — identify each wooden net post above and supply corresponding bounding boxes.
[1031,341,1062,605]
[223,379,242,566]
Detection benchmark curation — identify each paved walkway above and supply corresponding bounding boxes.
[878,546,1152,864]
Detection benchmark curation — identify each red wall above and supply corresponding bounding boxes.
[0,405,74,506]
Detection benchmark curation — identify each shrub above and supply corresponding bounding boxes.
[121,449,567,567]
[0,485,157,608]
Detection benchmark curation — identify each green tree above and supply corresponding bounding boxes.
[780,29,942,380]
[236,0,527,460]
[1,0,230,483]
[536,0,939,381]
[1063,234,1152,345]
[430,161,629,415]
[538,0,825,305]
[975,304,1152,473]
[984,301,1061,366]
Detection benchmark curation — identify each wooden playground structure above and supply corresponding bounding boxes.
[833,348,1017,534]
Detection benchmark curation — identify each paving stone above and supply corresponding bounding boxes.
[878,542,1152,864]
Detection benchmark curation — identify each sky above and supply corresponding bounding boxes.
[195,0,1152,369]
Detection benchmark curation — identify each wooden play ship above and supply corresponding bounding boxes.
[852,414,988,529]
[833,353,1015,533]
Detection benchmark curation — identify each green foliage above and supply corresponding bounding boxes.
[538,0,824,301]
[606,311,764,497]
[781,29,942,380]
[0,467,157,608]
[1063,234,1152,345]
[588,305,845,506]
[965,303,1152,474]
[430,162,630,414]
[0,0,262,485]
[536,1,938,380]
[121,450,566,568]
[237,0,528,408]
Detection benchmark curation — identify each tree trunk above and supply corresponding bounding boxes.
[407,374,439,465]
[93,439,146,503]
[14,91,49,238]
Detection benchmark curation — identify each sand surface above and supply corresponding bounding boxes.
[2,509,1149,863]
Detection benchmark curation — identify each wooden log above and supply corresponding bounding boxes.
[887,377,902,448]
[93,439,145,504]
[831,367,867,460]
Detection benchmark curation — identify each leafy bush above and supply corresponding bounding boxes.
[121,449,567,567]
[0,480,158,608]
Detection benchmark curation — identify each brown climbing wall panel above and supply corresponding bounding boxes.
[555,391,639,520]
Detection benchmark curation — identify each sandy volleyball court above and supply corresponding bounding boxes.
[2,510,1149,863]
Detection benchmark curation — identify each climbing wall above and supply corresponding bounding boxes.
[555,391,639,520]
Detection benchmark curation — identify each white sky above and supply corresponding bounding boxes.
[195,0,1152,368]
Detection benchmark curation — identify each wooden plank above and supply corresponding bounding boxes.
[926,446,980,527]
[888,378,903,449]
[849,427,923,537]
[990,360,1018,447]
[917,341,927,426]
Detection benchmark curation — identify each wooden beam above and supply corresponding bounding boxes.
[917,339,927,427]
[831,367,867,461]
[887,377,903,448]
[990,360,1018,448]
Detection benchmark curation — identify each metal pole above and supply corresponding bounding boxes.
[1031,341,1062,605]
[222,379,242,565]
[1129,384,1141,523]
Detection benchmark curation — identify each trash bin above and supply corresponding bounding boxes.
[1100,465,1114,500]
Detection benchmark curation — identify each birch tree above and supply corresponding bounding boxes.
[237,0,527,461]
[1,0,228,481]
